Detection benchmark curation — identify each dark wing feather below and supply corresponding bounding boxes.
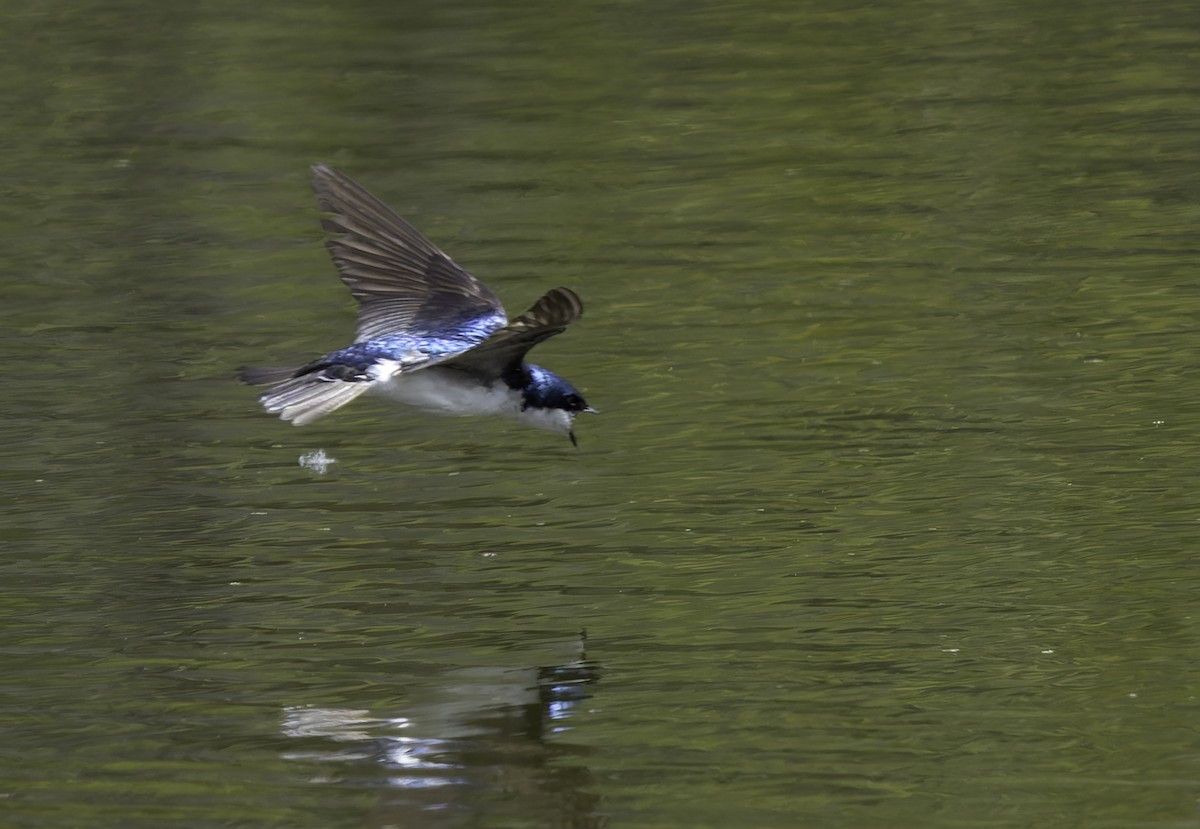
[311,164,506,342]
[444,287,584,378]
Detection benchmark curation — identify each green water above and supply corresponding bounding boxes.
[4,0,1200,827]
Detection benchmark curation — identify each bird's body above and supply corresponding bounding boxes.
[239,165,595,444]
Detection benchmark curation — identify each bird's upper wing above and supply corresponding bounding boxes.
[443,287,584,378]
[311,164,507,343]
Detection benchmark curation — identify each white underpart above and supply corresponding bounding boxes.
[367,361,574,435]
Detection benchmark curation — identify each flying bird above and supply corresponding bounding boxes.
[240,165,595,444]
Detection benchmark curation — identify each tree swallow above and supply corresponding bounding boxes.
[240,165,596,445]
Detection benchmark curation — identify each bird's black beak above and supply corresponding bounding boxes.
[583,406,600,414]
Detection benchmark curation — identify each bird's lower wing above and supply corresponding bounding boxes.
[443,287,583,378]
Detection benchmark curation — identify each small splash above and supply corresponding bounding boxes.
[299,449,337,475]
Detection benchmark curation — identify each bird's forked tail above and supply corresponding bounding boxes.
[238,365,372,426]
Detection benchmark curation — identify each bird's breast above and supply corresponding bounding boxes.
[371,367,520,418]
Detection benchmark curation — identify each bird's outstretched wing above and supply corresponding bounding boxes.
[311,164,507,343]
[444,287,584,379]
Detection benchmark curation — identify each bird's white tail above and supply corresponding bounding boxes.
[255,374,372,426]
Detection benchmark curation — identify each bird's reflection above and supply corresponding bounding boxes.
[280,637,603,827]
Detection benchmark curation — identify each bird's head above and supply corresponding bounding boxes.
[519,365,598,445]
